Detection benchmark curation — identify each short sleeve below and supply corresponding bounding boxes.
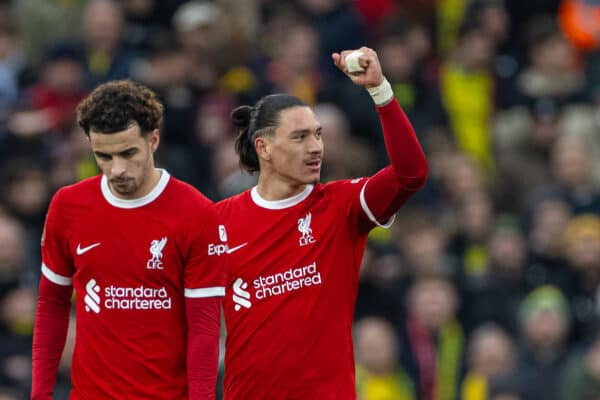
[332,177,395,235]
[41,190,74,286]
[183,204,227,298]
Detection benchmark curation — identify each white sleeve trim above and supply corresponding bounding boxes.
[359,179,396,228]
[184,286,225,298]
[41,263,73,286]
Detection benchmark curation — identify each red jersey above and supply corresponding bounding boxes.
[217,179,391,400]
[40,170,226,399]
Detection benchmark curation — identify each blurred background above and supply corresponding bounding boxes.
[1,0,600,398]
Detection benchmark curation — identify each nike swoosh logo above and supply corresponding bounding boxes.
[76,242,101,255]
[227,243,248,254]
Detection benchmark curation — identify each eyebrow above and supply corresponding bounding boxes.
[289,126,322,135]
[94,147,138,158]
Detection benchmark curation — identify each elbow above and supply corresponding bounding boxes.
[397,157,428,191]
[415,157,429,187]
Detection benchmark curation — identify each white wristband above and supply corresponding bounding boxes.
[367,78,394,106]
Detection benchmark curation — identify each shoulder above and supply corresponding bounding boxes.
[52,175,102,205]
[46,176,102,226]
[215,190,250,212]
[319,177,368,196]
[166,177,213,210]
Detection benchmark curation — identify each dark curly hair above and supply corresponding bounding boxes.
[76,80,164,136]
[232,94,307,173]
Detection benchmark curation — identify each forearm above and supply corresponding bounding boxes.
[376,97,428,189]
[31,277,72,400]
[359,98,428,226]
[186,297,221,400]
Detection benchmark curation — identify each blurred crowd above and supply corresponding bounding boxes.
[0,0,600,399]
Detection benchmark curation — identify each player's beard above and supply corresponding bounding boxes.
[110,156,155,198]
[110,177,138,196]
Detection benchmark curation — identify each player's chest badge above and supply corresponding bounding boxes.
[147,237,167,270]
[298,212,316,247]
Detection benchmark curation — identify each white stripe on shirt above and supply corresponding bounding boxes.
[41,263,73,286]
[359,179,395,228]
[184,286,226,298]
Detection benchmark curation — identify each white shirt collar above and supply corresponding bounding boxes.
[101,169,170,209]
[250,184,314,210]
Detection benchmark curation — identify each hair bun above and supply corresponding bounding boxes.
[231,105,253,128]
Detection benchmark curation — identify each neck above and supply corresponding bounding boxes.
[256,174,307,201]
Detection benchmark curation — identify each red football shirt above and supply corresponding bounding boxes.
[217,178,392,400]
[40,170,226,399]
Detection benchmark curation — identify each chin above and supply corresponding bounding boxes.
[308,173,320,185]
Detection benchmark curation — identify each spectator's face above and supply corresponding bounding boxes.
[354,318,398,375]
[369,253,404,284]
[379,38,415,81]
[177,24,221,54]
[257,106,323,186]
[212,139,242,186]
[552,136,592,188]
[83,0,123,51]
[524,310,568,348]
[313,104,350,164]
[489,230,526,274]
[461,30,495,70]
[458,190,493,240]
[529,200,572,256]
[442,155,484,202]
[1,287,35,334]
[0,216,23,278]
[470,332,515,377]
[277,25,319,73]
[89,124,159,198]
[0,29,19,60]
[565,234,600,273]
[479,5,509,43]
[409,280,458,329]
[532,35,576,73]
[404,25,431,62]
[402,227,446,275]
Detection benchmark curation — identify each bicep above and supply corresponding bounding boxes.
[183,206,227,298]
[41,193,74,282]
[354,167,418,233]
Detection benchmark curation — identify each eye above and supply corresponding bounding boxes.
[315,130,323,139]
[95,153,111,161]
[120,149,138,158]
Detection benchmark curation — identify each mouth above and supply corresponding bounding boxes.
[305,159,321,172]
[110,178,132,187]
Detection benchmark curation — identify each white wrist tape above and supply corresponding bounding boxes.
[345,50,365,73]
[367,78,394,106]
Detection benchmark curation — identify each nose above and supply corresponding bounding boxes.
[110,157,127,177]
[307,134,323,155]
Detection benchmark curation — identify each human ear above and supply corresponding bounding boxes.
[149,129,160,152]
[255,136,271,162]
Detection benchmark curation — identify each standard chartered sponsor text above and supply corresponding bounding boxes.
[253,262,321,300]
[104,285,172,310]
